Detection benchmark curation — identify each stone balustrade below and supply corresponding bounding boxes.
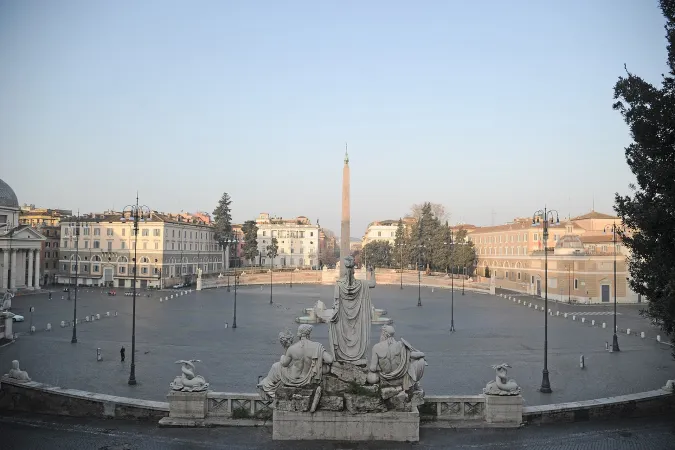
[419,395,486,424]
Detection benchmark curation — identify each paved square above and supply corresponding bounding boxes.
[2,284,673,406]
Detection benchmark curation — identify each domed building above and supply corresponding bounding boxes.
[0,178,45,292]
[554,234,586,256]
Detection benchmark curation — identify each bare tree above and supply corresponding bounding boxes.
[410,202,450,223]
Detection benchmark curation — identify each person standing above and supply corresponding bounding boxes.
[120,346,125,362]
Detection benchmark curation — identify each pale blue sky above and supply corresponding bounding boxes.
[0,1,668,235]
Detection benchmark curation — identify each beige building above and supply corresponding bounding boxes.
[362,220,398,246]
[57,211,223,288]
[19,205,70,286]
[255,213,320,268]
[470,211,640,304]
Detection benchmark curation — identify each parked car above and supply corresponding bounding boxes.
[172,283,185,289]
[12,314,24,322]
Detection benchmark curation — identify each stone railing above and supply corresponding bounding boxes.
[205,392,273,423]
[420,395,486,424]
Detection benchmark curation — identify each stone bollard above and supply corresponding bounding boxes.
[30,326,35,333]
[657,335,661,342]
[641,332,645,339]
[581,317,585,323]
[605,341,609,350]
[170,295,173,299]
[580,355,585,369]
[165,297,168,301]
[528,302,532,307]
[534,305,538,310]
[96,314,100,320]
[106,312,110,316]
[97,348,102,362]
[556,311,560,316]
[548,308,551,313]
[75,319,79,324]
[602,322,606,328]
[160,298,163,303]
[627,328,631,335]
[518,299,521,304]
[46,323,51,331]
[592,320,595,326]
[60,321,65,328]
[114,311,118,317]
[85,316,90,322]
[573,316,576,321]
[513,298,516,302]
[564,313,568,318]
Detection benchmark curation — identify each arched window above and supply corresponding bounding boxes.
[92,255,101,262]
[118,256,129,263]
[140,257,150,264]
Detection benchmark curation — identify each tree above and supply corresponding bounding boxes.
[212,192,233,268]
[393,218,409,269]
[362,240,393,268]
[613,0,675,353]
[266,237,279,268]
[241,220,259,266]
[410,202,449,223]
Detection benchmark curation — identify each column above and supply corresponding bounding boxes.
[33,250,41,289]
[9,249,17,289]
[2,250,8,290]
[27,249,34,288]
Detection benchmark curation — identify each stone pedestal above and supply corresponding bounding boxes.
[167,390,208,419]
[484,394,522,427]
[273,410,419,441]
[196,278,202,291]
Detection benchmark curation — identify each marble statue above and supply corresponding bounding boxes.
[663,379,675,392]
[1,290,14,311]
[257,329,295,400]
[329,256,376,364]
[170,359,209,392]
[483,363,521,395]
[279,324,333,388]
[367,325,426,391]
[6,360,30,382]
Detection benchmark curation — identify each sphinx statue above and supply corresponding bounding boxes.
[329,256,376,364]
[6,360,31,382]
[367,325,426,392]
[257,329,295,400]
[170,359,209,392]
[483,363,521,395]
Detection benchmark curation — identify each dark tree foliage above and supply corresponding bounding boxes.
[362,240,394,268]
[212,192,233,245]
[266,237,279,266]
[613,0,675,353]
[241,220,259,265]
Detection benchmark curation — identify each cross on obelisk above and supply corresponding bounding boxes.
[340,143,350,277]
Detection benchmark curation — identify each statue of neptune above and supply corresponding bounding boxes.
[329,255,376,364]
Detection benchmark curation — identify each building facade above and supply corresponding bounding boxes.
[57,211,224,288]
[255,213,320,268]
[0,179,45,292]
[19,205,70,286]
[470,211,639,303]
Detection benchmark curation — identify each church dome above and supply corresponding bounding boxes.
[0,179,19,208]
[554,234,585,256]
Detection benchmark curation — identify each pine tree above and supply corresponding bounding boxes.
[393,218,407,268]
[266,237,279,267]
[212,192,233,269]
[613,0,675,353]
[241,220,259,266]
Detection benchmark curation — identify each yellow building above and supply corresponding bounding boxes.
[470,211,641,304]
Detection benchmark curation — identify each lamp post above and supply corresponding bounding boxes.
[70,214,82,344]
[290,268,293,289]
[270,250,273,304]
[462,266,465,295]
[224,237,236,292]
[567,265,571,304]
[604,223,623,352]
[417,243,423,307]
[399,241,404,289]
[233,271,238,328]
[121,196,151,386]
[533,207,559,394]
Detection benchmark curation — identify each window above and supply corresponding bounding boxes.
[83,227,90,236]
[84,241,89,249]
[534,233,538,241]
[82,264,89,272]
[107,228,113,236]
[119,266,126,274]
[94,228,100,236]
[172,230,175,237]
[107,241,112,251]
[523,233,528,241]
[574,279,578,289]
[94,240,100,249]
[153,229,160,236]
[517,272,521,280]
[122,228,126,236]
[505,271,508,278]
[62,264,67,271]
[262,231,267,237]
[142,229,149,236]
[93,265,99,272]
[121,242,126,250]
[143,242,148,250]
[142,267,148,274]
[172,243,175,250]
[531,276,535,283]
[63,241,68,248]
[155,242,159,249]
[378,231,381,237]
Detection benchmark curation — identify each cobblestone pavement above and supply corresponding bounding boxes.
[1,412,675,449]
[2,285,674,406]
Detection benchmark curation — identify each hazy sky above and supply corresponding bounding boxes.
[0,1,669,236]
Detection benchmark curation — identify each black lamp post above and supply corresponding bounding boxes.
[462,266,466,295]
[533,207,559,394]
[121,196,151,386]
[70,214,82,344]
[399,241,404,289]
[446,232,455,332]
[269,252,273,304]
[290,268,293,289]
[224,237,236,292]
[567,265,571,304]
[604,223,623,352]
[417,244,423,307]
[233,271,238,328]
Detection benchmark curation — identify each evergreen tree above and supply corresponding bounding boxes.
[613,0,675,353]
[393,218,408,268]
[362,240,393,268]
[266,237,279,267]
[212,192,233,267]
[241,220,259,266]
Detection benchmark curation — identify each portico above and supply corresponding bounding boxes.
[0,179,45,292]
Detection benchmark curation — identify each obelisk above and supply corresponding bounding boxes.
[340,144,350,277]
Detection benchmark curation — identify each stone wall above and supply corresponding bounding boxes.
[0,377,168,422]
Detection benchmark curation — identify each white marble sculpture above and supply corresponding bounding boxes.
[6,360,31,382]
[282,324,333,387]
[329,256,376,364]
[483,363,521,395]
[663,379,675,392]
[257,329,295,400]
[1,291,14,311]
[170,359,209,392]
[367,325,426,391]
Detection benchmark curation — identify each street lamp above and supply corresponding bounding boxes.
[604,223,623,352]
[121,196,151,386]
[417,243,424,307]
[462,266,466,295]
[567,264,571,304]
[270,250,273,304]
[70,213,83,344]
[224,237,237,292]
[533,207,559,394]
[399,240,404,289]
[233,270,239,328]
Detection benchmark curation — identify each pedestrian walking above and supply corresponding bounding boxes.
[120,346,125,362]
[48,292,52,301]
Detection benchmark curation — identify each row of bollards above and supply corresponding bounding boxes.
[160,289,192,303]
[60,311,117,328]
